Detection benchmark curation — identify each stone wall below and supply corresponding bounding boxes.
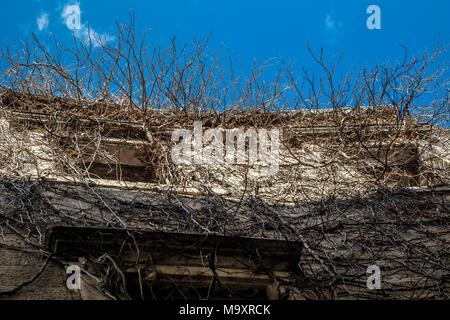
[0,232,79,300]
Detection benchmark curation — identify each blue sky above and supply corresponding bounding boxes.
[0,0,448,91]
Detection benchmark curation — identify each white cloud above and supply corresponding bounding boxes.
[325,14,336,30]
[61,2,115,47]
[77,26,116,48]
[37,13,49,31]
[324,12,343,45]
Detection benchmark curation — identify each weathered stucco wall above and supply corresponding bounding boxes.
[0,231,79,300]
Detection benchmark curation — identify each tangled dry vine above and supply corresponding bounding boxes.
[0,17,448,299]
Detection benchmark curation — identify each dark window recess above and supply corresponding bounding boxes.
[125,274,269,300]
[46,226,302,300]
[85,162,156,183]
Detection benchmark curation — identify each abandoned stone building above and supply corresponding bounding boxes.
[0,90,449,300]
